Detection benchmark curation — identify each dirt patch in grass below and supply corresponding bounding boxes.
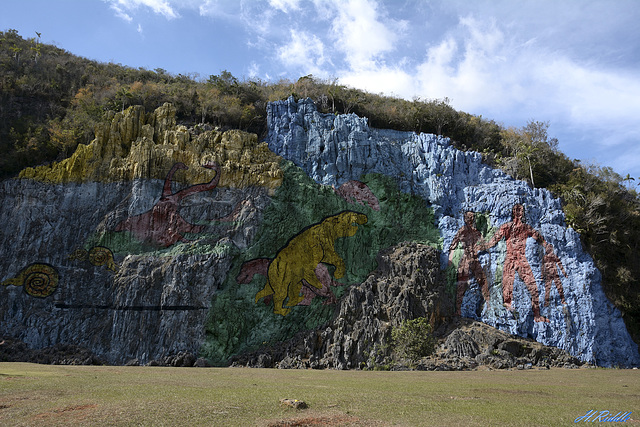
[266,414,369,426]
[32,404,98,422]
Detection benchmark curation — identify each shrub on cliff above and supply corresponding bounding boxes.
[391,317,436,363]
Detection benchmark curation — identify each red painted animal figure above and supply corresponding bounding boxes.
[236,258,340,306]
[115,162,220,247]
[236,258,271,285]
[334,180,380,211]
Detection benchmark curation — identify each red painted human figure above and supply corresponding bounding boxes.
[542,242,567,307]
[115,162,220,247]
[448,211,490,316]
[482,204,549,322]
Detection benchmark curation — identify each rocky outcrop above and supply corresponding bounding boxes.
[229,242,582,370]
[428,319,583,370]
[0,336,103,365]
[230,242,451,369]
[265,97,640,367]
[0,336,211,367]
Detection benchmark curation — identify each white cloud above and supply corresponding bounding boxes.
[248,61,260,79]
[538,59,640,127]
[407,16,530,111]
[104,0,180,20]
[197,0,241,19]
[108,3,134,22]
[325,0,405,72]
[339,66,413,97]
[277,30,329,77]
[197,1,277,38]
[414,37,457,98]
[268,0,301,13]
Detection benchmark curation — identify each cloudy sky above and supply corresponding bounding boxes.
[3,0,640,181]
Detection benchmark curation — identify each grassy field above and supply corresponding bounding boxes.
[0,363,638,426]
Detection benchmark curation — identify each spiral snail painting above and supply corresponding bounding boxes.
[1,263,60,298]
[88,247,118,272]
[68,246,118,272]
[68,248,88,262]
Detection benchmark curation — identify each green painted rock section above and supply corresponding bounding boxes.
[202,160,440,365]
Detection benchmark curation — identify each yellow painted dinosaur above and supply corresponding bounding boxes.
[255,211,368,316]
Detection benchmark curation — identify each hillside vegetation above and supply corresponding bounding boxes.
[1,29,639,344]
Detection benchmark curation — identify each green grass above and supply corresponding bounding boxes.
[0,363,638,426]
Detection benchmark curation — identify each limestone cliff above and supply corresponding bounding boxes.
[230,242,452,369]
[19,103,282,192]
[264,96,640,367]
[230,242,582,370]
[1,99,638,368]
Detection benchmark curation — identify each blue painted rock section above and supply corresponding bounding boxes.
[266,96,640,367]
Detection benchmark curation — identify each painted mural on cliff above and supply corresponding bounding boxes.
[447,205,568,324]
[250,211,368,316]
[447,211,490,317]
[1,99,639,367]
[202,161,440,364]
[265,96,640,367]
[114,162,222,247]
[0,104,289,364]
[1,263,59,298]
[69,246,119,272]
[0,101,439,365]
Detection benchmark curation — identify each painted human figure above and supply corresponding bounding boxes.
[448,211,490,316]
[482,204,549,322]
[542,242,567,307]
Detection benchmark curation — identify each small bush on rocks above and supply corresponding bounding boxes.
[391,317,436,362]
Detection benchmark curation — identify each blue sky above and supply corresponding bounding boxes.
[2,0,640,181]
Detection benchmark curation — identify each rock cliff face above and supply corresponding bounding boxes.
[0,104,278,364]
[19,103,282,191]
[265,97,640,367]
[229,242,583,371]
[1,99,638,367]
